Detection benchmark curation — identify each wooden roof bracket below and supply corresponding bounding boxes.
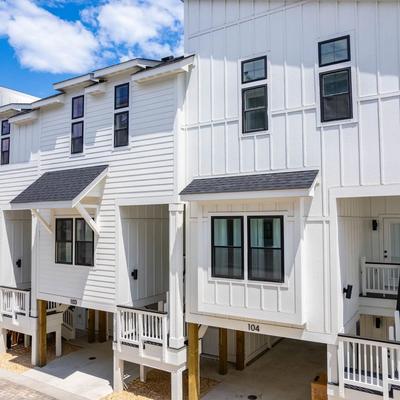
[75,202,100,236]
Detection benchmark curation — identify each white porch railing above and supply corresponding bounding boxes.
[116,306,169,362]
[0,287,30,321]
[361,257,400,297]
[338,335,400,399]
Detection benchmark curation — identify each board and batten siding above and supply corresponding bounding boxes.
[34,73,181,311]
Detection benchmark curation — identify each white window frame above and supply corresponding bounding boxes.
[238,54,270,137]
[315,31,358,127]
[207,211,289,288]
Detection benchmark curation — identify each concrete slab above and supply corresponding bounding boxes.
[23,340,139,400]
[202,338,326,400]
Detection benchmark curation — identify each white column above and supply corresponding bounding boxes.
[24,334,30,348]
[55,327,62,357]
[327,344,338,384]
[31,331,38,366]
[171,369,183,400]
[113,352,124,392]
[30,211,39,318]
[0,329,7,353]
[168,203,185,349]
[140,365,147,383]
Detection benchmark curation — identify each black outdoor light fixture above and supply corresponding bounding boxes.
[372,219,378,231]
[343,285,353,299]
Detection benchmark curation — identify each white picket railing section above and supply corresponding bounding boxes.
[361,257,400,297]
[46,302,58,313]
[338,335,400,400]
[0,287,30,321]
[116,306,169,362]
[63,308,74,329]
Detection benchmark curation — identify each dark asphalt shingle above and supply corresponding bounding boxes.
[11,165,108,204]
[180,170,319,196]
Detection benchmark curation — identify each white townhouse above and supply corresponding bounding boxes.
[0,56,196,398]
[181,1,400,399]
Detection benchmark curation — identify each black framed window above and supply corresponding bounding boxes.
[248,216,284,282]
[242,85,268,133]
[1,120,10,135]
[114,111,129,147]
[71,121,84,154]
[115,83,129,109]
[56,219,73,264]
[72,95,84,119]
[319,35,350,67]
[1,138,10,165]
[211,216,243,279]
[320,68,352,122]
[75,219,94,267]
[242,56,267,84]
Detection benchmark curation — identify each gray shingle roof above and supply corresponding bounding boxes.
[180,170,319,196]
[11,165,108,204]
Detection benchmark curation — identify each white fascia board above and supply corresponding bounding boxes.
[71,167,108,208]
[9,110,39,125]
[85,82,107,96]
[180,187,314,202]
[10,200,72,210]
[0,103,33,117]
[32,94,65,109]
[53,73,98,91]
[132,56,195,83]
[93,59,159,79]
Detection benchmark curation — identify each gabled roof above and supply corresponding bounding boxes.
[11,165,108,208]
[180,170,319,201]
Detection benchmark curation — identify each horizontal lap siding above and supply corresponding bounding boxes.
[37,74,178,309]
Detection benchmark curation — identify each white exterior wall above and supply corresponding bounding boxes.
[184,0,400,341]
[0,86,37,106]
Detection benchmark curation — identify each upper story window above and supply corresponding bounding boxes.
[115,83,129,110]
[56,218,73,264]
[1,120,10,135]
[241,56,268,134]
[1,138,10,165]
[75,218,94,266]
[71,121,84,154]
[72,95,84,119]
[319,35,350,67]
[242,56,267,84]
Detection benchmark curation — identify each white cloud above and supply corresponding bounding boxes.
[0,0,99,74]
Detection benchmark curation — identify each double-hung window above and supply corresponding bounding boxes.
[1,119,10,165]
[211,216,284,283]
[114,83,129,147]
[241,56,268,134]
[1,120,10,135]
[55,218,94,267]
[318,35,353,123]
[71,95,84,154]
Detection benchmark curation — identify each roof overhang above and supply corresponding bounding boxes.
[93,58,159,79]
[53,73,100,91]
[132,55,195,83]
[180,170,319,202]
[9,110,39,125]
[32,94,65,109]
[0,103,33,118]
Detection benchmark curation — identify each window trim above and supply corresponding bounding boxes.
[1,137,10,165]
[318,35,351,68]
[75,218,95,267]
[1,120,10,136]
[242,84,268,134]
[241,56,267,84]
[211,216,244,280]
[114,83,130,110]
[319,67,353,123]
[71,121,84,154]
[71,95,84,120]
[114,111,129,148]
[55,218,73,265]
[247,215,285,283]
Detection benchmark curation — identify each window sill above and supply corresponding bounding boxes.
[240,130,270,138]
[208,276,289,289]
[317,117,358,128]
[69,152,85,159]
[111,145,131,153]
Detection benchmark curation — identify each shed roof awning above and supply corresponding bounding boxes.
[11,165,108,210]
[180,170,319,201]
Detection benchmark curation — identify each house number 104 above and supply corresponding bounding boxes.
[247,324,260,332]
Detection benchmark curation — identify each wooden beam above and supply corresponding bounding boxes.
[37,299,47,367]
[219,328,228,375]
[31,209,52,234]
[88,309,96,343]
[98,311,107,343]
[236,330,245,371]
[188,323,200,400]
[75,202,100,236]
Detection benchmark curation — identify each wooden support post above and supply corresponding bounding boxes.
[88,309,96,343]
[188,323,200,400]
[98,311,107,343]
[219,328,228,375]
[38,299,47,367]
[236,330,245,371]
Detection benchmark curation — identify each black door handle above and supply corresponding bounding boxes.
[131,269,138,280]
[16,259,21,268]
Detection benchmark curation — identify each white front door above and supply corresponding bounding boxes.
[383,218,400,263]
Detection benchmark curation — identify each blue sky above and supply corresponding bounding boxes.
[0,0,184,98]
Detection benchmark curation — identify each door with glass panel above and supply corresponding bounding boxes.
[383,219,400,263]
